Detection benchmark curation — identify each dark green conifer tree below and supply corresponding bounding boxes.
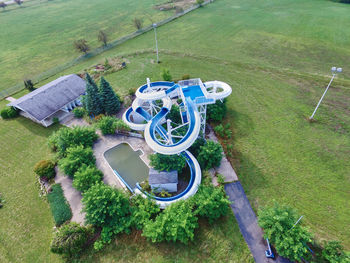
[99,77,121,115]
[84,74,103,116]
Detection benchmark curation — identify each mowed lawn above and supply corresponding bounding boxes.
[0,0,171,91]
[37,0,350,247]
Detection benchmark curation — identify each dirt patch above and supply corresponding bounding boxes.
[154,0,197,12]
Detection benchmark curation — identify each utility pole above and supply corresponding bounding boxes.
[310,67,342,120]
[153,23,159,63]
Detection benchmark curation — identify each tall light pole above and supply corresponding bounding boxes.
[309,67,342,120]
[153,23,159,63]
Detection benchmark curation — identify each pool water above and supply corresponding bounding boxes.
[104,143,149,191]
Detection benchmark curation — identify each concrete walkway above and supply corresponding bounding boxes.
[225,182,291,263]
[54,169,85,224]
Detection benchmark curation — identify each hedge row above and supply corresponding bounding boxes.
[47,184,72,226]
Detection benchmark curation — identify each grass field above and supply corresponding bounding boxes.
[0,0,173,91]
[35,0,350,247]
[1,0,350,261]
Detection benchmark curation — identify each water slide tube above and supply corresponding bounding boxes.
[204,80,232,100]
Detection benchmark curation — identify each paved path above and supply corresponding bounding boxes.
[225,182,291,263]
[55,169,85,224]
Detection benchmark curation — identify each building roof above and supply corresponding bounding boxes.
[8,74,86,121]
[149,168,178,184]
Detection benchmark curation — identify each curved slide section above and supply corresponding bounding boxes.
[136,81,174,100]
[144,97,201,155]
[134,150,201,209]
[204,80,232,100]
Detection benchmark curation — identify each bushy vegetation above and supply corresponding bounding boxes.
[130,195,160,230]
[149,153,186,172]
[73,107,86,118]
[321,240,350,263]
[188,137,206,157]
[197,140,223,170]
[50,222,94,257]
[72,165,103,193]
[33,160,56,180]
[48,126,98,157]
[161,68,172,81]
[143,200,198,244]
[207,99,227,122]
[258,202,313,262]
[74,39,90,54]
[98,116,117,135]
[0,106,18,119]
[58,146,95,177]
[192,184,231,224]
[167,104,182,124]
[82,183,132,249]
[47,184,72,226]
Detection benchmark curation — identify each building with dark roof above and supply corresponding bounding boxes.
[149,168,178,193]
[8,74,86,127]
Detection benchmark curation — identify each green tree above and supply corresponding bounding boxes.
[192,184,230,223]
[73,165,103,193]
[74,39,90,54]
[98,116,117,135]
[50,222,94,256]
[258,202,313,262]
[207,99,227,122]
[197,140,223,170]
[188,137,206,157]
[58,146,96,177]
[167,104,182,124]
[99,77,121,115]
[143,200,198,244]
[48,126,98,157]
[161,68,172,81]
[82,183,132,248]
[149,153,186,172]
[84,73,104,116]
[98,30,108,46]
[24,79,35,91]
[0,2,7,10]
[130,195,160,230]
[321,240,350,263]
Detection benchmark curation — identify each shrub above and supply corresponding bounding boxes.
[82,183,132,248]
[214,124,225,137]
[47,184,72,226]
[143,200,198,244]
[73,107,86,118]
[50,222,94,256]
[48,126,98,157]
[0,106,18,119]
[98,30,108,46]
[192,184,230,223]
[52,117,60,124]
[98,116,117,135]
[161,68,172,81]
[258,202,313,262]
[73,165,103,193]
[197,140,223,170]
[33,160,56,180]
[207,99,227,122]
[321,240,350,263]
[130,195,160,230]
[58,146,96,177]
[188,137,206,157]
[167,104,182,124]
[115,118,131,133]
[128,88,136,96]
[181,74,191,80]
[197,0,204,6]
[149,153,186,172]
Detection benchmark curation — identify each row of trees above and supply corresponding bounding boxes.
[84,73,121,116]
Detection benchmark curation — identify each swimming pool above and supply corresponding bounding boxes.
[104,143,149,192]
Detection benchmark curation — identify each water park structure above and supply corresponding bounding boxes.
[122,78,232,208]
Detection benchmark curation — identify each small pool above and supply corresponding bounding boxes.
[104,143,149,192]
